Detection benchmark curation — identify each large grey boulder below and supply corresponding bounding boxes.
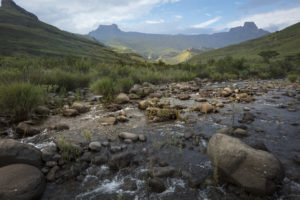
[0,164,45,200]
[0,139,42,168]
[207,133,284,195]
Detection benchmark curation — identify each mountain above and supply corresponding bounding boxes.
[189,22,300,64]
[89,22,269,61]
[0,0,131,62]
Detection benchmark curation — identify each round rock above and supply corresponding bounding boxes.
[0,164,45,200]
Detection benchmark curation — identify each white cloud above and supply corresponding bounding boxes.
[13,0,179,34]
[146,19,165,24]
[225,7,300,30]
[175,15,183,19]
[192,17,221,28]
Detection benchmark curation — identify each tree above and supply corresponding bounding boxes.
[258,50,279,63]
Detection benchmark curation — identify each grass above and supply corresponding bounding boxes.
[0,7,133,63]
[0,82,46,121]
[288,74,298,83]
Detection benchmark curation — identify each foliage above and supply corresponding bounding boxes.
[90,77,117,103]
[258,50,279,63]
[0,82,46,121]
[288,74,298,83]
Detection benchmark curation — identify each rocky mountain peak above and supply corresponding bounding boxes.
[1,0,38,20]
[96,24,122,33]
[243,22,258,30]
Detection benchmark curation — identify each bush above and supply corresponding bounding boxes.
[90,78,117,102]
[287,74,298,83]
[0,82,46,121]
[116,77,134,93]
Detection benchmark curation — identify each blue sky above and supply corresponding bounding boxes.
[11,0,300,34]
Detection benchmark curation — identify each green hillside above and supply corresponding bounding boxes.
[189,22,300,64]
[0,6,130,62]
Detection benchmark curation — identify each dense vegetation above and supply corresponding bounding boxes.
[0,53,299,121]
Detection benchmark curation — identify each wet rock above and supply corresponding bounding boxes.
[138,100,152,110]
[293,154,300,165]
[128,93,140,100]
[236,93,253,103]
[108,152,135,170]
[16,121,42,136]
[71,102,89,113]
[89,142,101,152]
[63,109,79,117]
[99,117,117,126]
[216,102,224,108]
[184,132,193,140]
[122,178,137,191]
[149,93,162,98]
[49,124,70,131]
[248,141,269,152]
[0,164,45,200]
[41,144,57,162]
[124,139,133,144]
[117,115,129,123]
[207,133,284,195]
[0,139,42,168]
[159,161,169,167]
[46,166,59,182]
[139,134,147,142]
[195,98,207,102]
[200,103,214,114]
[115,93,130,104]
[110,145,122,153]
[34,106,50,117]
[152,166,176,178]
[239,112,255,124]
[178,94,191,100]
[149,178,166,193]
[80,152,92,162]
[105,104,122,112]
[129,84,142,94]
[119,132,139,141]
[233,128,249,137]
[94,154,108,165]
[45,161,57,168]
[222,87,232,97]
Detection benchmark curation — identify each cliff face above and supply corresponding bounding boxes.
[1,0,38,20]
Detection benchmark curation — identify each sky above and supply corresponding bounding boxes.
[9,0,300,34]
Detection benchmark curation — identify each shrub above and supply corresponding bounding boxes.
[0,82,46,121]
[116,77,134,93]
[287,74,298,83]
[90,77,117,102]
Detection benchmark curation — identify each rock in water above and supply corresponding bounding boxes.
[119,132,139,141]
[0,164,45,200]
[0,139,42,168]
[108,152,134,170]
[207,133,284,195]
[115,93,130,104]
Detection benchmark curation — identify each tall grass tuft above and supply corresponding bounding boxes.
[0,82,46,121]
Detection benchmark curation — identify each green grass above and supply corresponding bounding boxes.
[0,82,46,121]
[189,22,300,64]
[0,7,132,63]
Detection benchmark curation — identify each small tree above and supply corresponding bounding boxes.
[258,50,279,63]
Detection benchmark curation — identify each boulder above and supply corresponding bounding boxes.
[71,102,89,113]
[233,128,249,137]
[99,117,117,126]
[149,178,166,193]
[152,166,176,178]
[138,100,152,110]
[108,152,134,170]
[34,106,50,116]
[115,93,130,104]
[63,109,79,117]
[0,164,45,200]
[119,132,139,141]
[89,142,101,152]
[178,94,191,100]
[195,98,207,102]
[0,139,42,168]
[200,103,214,114]
[16,122,42,136]
[207,133,284,195]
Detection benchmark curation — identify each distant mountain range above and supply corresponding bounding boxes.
[189,22,300,64]
[0,0,133,62]
[89,22,269,62]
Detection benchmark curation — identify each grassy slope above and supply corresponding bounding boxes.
[0,8,130,62]
[189,22,300,64]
